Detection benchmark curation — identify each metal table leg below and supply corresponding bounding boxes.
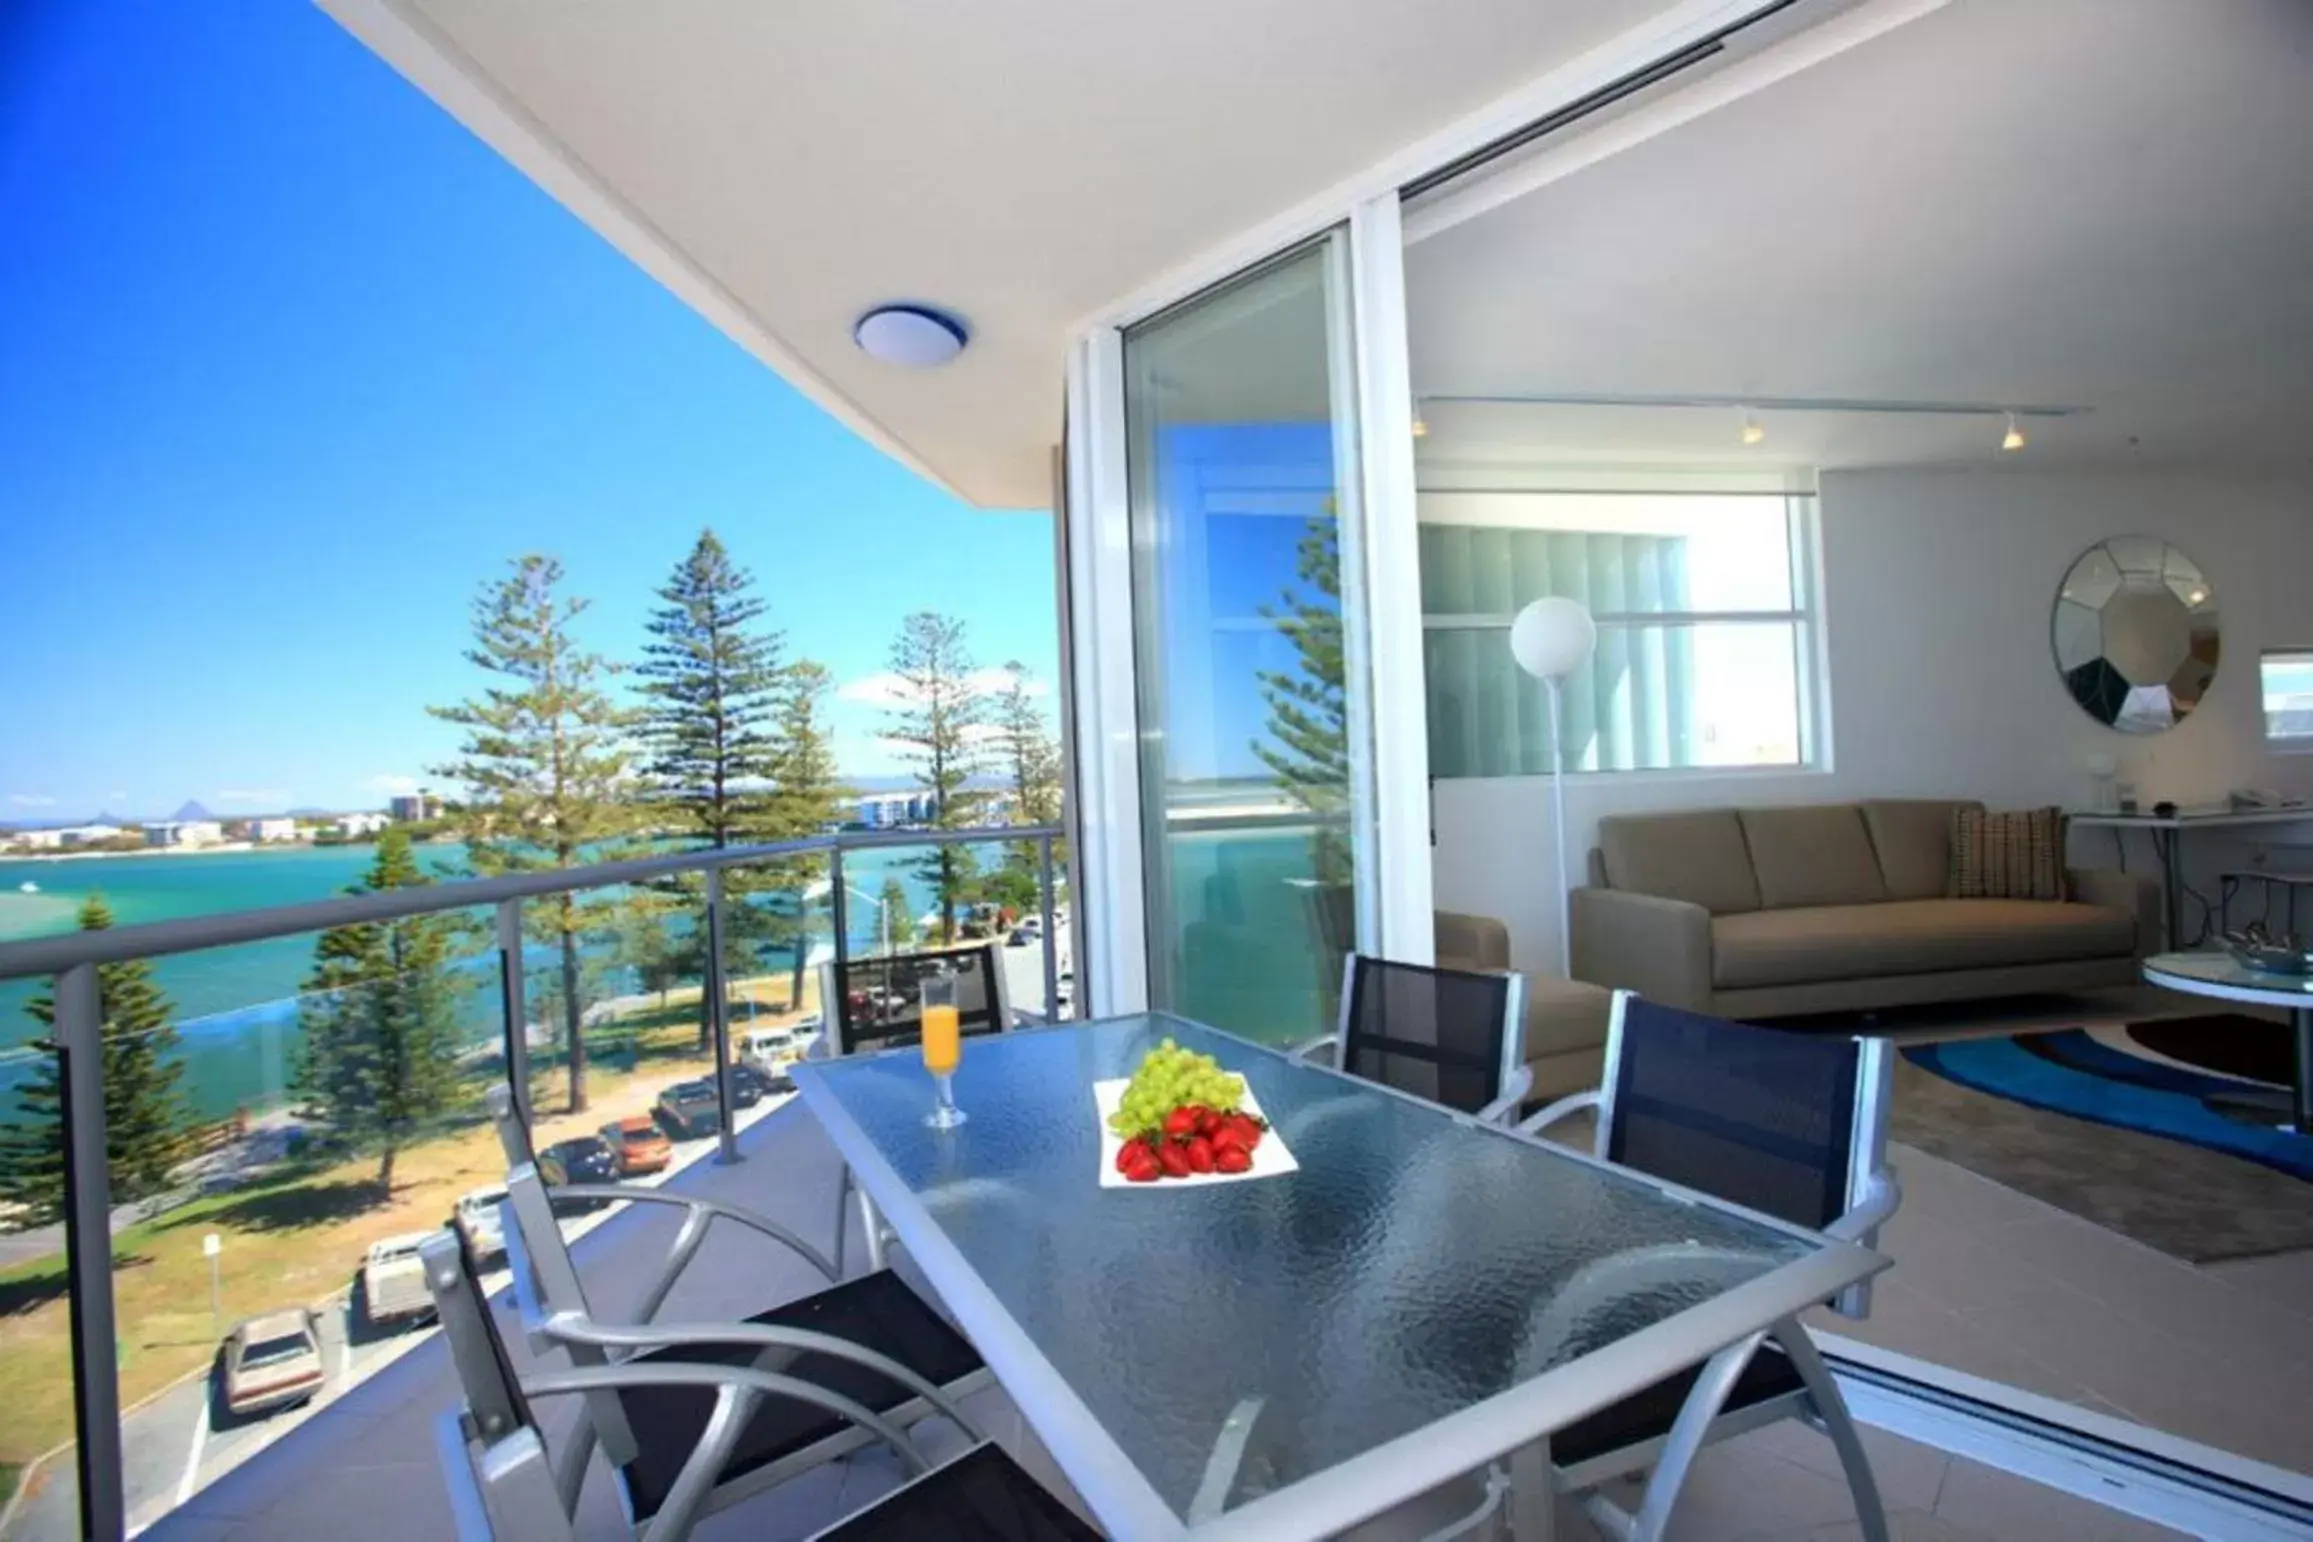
[2158,827,2185,949]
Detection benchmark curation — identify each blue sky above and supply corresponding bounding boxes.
[0,1,1057,822]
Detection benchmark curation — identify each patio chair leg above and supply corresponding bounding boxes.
[1626,1329,1769,1542]
[1775,1317,1889,1542]
[1507,1437,1554,1542]
[856,1184,888,1273]
[833,1166,853,1278]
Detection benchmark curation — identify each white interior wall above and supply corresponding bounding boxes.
[1430,465,2313,975]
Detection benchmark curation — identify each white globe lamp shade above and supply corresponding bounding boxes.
[1510,598,1597,681]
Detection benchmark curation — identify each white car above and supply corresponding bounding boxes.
[359,1232,437,1327]
[453,1184,509,1265]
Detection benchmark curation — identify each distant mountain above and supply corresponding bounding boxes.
[92,811,127,826]
[171,800,215,822]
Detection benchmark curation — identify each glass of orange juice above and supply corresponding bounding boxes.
[920,968,966,1129]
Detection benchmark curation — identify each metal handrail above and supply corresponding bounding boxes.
[16,817,1066,1542]
[0,823,1061,980]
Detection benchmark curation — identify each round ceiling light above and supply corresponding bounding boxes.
[853,304,969,368]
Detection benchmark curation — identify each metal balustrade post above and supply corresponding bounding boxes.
[56,962,125,1541]
[1039,833,1062,1020]
[828,847,851,972]
[705,868,740,1165]
[496,899,531,1127]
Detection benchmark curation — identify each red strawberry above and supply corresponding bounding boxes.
[1214,1144,1253,1174]
[1195,1106,1220,1135]
[1123,1155,1161,1183]
[1163,1107,1199,1139]
[1157,1140,1193,1178]
[1185,1135,1215,1174]
[1116,1137,1153,1174]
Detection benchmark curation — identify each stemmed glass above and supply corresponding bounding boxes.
[920,967,966,1129]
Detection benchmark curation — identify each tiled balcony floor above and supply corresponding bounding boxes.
[148,1100,2194,1541]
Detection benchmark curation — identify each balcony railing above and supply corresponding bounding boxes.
[0,823,1066,1541]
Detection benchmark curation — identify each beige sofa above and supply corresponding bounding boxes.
[1438,910,1613,1099]
[1570,801,2160,1017]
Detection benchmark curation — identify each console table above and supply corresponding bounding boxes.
[2070,805,2313,949]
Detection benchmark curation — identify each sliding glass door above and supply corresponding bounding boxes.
[1121,233,1373,1043]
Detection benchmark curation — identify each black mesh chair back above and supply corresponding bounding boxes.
[826,943,1007,1057]
[1339,956,1521,1116]
[1605,997,1862,1230]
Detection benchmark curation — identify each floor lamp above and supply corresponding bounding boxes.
[1510,597,1597,976]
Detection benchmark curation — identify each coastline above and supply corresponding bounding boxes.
[2,837,452,866]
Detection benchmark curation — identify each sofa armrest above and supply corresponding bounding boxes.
[1435,909,1511,973]
[1569,888,1713,1009]
[2068,867,2160,957]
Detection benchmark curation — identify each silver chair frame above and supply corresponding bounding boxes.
[1512,988,1900,1542]
[1292,952,1533,1125]
[424,1230,940,1542]
[481,1088,992,1536]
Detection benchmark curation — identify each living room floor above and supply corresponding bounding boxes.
[1809,986,2313,1479]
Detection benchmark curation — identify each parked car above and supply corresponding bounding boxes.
[453,1183,509,1265]
[655,1079,722,1140]
[743,1025,811,1071]
[359,1232,437,1328]
[537,1135,621,1214]
[732,1061,791,1102]
[601,1114,673,1176]
[220,1308,326,1418]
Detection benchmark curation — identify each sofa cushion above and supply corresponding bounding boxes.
[1597,810,1761,915]
[1738,806,1889,909]
[1710,899,2136,989]
[1860,800,1985,901]
[1950,806,2065,901]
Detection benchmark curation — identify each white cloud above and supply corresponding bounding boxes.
[217,788,293,806]
[108,791,127,802]
[966,668,1048,699]
[360,773,424,797]
[8,793,57,807]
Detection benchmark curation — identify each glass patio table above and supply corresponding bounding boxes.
[792,1013,1885,1540]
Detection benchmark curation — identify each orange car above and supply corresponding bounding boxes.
[600,1115,672,1176]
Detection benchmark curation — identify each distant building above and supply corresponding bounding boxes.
[249,817,298,843]
[56,824,122,846]
[336,812,391,838]
[9,829,65,851]
[855,791,941,828]
[389,793,437,822]
[145,820,224,849]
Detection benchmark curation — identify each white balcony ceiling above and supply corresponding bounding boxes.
[320,0,1694,508]
[1406,0,2313,471]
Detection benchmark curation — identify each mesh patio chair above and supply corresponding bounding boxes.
[422,1231,1094,1542]
[482,1087,994,1533]
[813,943,1009,1272]
[1514,990,1901,1542]
[817,942,1011,1059]
[1293,954,1531,1124]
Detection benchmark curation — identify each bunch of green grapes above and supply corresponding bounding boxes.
[1108,1037,1246,1138]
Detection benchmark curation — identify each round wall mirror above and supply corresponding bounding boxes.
[2051,537,2219,733]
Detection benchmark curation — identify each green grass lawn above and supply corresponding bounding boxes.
[0,973,815,1469]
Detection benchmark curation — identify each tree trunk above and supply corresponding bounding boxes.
[377,1142,397,1195]
[561,929,588,1113]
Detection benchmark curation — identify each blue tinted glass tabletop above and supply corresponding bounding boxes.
[794,1013,1879,1538]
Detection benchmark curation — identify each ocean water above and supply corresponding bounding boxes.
[0,842,944,1122]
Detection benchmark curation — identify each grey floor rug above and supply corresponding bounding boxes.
[1888,1051,2313,1263]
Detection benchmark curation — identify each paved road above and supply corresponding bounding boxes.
[1,1099,791,1542]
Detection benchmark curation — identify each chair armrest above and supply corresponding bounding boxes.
[1516,1087,1601,1139]
[1434,909,1511,973]
[545,1185,838,1283]
[1823,1168,1901,1245]
[1289,1033,1337,1066]
[1570,888,1713,1008]
[2068,867,2160,956]
[541,1315,982,1442]
[1476,1065,1534,1127]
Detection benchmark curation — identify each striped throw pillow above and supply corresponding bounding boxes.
[1949,807,2066,900]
